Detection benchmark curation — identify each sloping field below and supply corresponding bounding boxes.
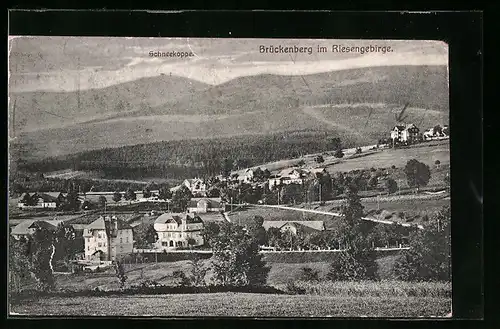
[325,141,449,174]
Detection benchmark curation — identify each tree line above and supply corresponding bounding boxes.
[17,131,354,180]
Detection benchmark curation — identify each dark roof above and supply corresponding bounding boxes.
[33,193,59,203]
[11,220,57,235]
[85,216,133,231]
[262,220,325,231]
[155,213,203,225]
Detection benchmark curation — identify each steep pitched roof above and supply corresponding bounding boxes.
[85,216,132,231]
[155,213,203,225]
[11,220,57,235]
[262,220,325,232]
[33,193,59,203]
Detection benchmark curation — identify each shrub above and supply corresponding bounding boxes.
[334,149,344,158]
[286,280,306,295]
[114,260,127,289]
[385,178,398,194]
[300,266,320,282]
[394,206,451,281]
[327,251,369,281]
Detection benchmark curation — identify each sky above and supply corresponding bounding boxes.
[8,37,448,93]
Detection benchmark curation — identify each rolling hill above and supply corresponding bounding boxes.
[10,65,449,160]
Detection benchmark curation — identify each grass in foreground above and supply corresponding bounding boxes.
[10,292,451,317]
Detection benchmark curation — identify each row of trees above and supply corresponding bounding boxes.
[18,132,351,181]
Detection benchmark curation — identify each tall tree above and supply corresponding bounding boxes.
[142,185,152,198]
[53,222,82,269]
[9,236,31,293]
[404,159,431,192]
[29,227,56,291]
[385,178,398,194]
[133,223,158,249]
[158,184,172,200]
[209,222,270,287]
[329,137,342,151]
[328,184,378,280]
[98,195,107,208]
[124,188,137,201]
[394,206,451,281]
[246,216,267,246]
[171,185,193,212]
[112,190,122,203]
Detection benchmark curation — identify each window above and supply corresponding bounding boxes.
[126,237,129,243]
[120,238,123,243]
[98,242,102,247]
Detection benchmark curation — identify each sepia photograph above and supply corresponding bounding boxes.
[8,36,451,318]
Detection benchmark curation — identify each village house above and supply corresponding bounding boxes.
[182,178,207,197]
[262,220,325,235]
[83,215,134,262]
[268,168,311,189]
[10,220,57,240]
[187,198,224,213]
[390,123,421,145]
[17,192,64,210]
[237,169,255,184]
[154,213,204,250]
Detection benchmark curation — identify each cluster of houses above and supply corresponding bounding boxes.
[17,192,65,209]
[10,196,328,263]
[389,123,449,145]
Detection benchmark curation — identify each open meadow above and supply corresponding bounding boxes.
[10,292,451,317]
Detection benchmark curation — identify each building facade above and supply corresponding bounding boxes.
[268,168,310,189]
[17,192,61,210]
[183,178,207,197]
[83,215,134,261]
[187,198,224,213]
[154,213,204,250]
[390,124,420,144]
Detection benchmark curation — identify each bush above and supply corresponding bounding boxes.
[327,249,379,281]
[385,178,398,194]
[300,266,320,282]
[394,206,451,281]
[286,280,306,295]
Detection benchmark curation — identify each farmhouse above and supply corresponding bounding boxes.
[83,215,134,261]
[183,178,207,197]
[154,213,204,250]
[187,198,224,213]
[390,123,420,144]
[262,220,325,235]
[11,220,57,240]
[268,168,310,189]
[17,192,63,210]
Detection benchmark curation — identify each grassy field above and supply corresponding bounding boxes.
[11,255,451,317]
[20,251,401,292]
[324,141,449,175]
[229,194,449,227]
[10,293,451,317]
